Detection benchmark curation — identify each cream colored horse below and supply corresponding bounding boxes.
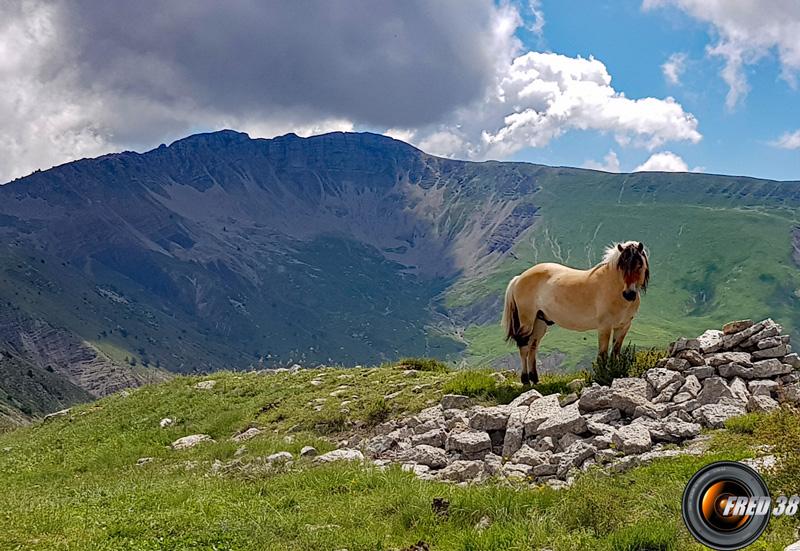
[502,241,650,384]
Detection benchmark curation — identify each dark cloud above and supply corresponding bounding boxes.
[57,0,514,129]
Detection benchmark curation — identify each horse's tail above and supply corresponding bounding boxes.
[502,276,522,344]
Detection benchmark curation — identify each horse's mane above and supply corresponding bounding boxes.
[600,241,641,266]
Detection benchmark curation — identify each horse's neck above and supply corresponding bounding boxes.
[592,261,617,280]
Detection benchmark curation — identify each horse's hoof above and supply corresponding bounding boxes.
[521,372,530,385]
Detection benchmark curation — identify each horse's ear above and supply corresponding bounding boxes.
[617,243,623,252]
[637,242,644,252]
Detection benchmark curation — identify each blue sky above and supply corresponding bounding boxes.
[1,1,798,182]
[509,1,799,180]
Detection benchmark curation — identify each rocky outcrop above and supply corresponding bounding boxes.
[354,319,798,486]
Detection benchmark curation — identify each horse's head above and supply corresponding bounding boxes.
[614,241,649,302]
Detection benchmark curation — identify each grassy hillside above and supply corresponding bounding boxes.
[1,366,798,550]
[453,171,800,369]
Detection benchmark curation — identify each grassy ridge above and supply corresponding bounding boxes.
[1,367,798,550]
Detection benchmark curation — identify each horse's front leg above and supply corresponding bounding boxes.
[597,327,612,359]
[612,321,632,355]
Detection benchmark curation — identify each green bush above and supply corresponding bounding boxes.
[605,521,677,551]
[755,407,800,495]
[629,348,668,378]
[392,357,450,372]
[533,372,583,396]
[364,397,390,426]
[589,345,636,386]
[442,370,522,404]
[724,413,760,435]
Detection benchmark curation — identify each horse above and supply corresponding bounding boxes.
[501,241,650,384]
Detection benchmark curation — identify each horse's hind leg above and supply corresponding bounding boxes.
[526,318,549,385]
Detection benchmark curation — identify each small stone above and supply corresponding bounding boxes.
[524,394,562,434]
[171,434,214,450]
[535,403,587,437]
[266,451,293,464]
[612,424,652,454]
[677,374,701,398]
[532,462,557,476]
[585,408,621,425]
[748,379,779,396]
[412,428,447,448]
[653,379,683,403]
[533,436,556,453]
[578,385,615,413]
[729,377,751,405]
[194,380,217,390]
[403,445,448,469]
[503,462,534,478]
[722,320,767,349]
[705,352,752,368]
[315,449,364,463]
[723,320,753,334]
[501,407,528,457]
[740,322,781,349]
[752,359,791,378]
[559,393,579,407]
[658,357,690,372]
[474,516,492,532]
[645,368,683,394]
[747,395,779,413]
[558,433,582,450]
[697,377,735,405]
[687,366,714,380]
[136,457,153,466]
[697,330,725,353]
[675,349,705,367]
[784,353,800,369]
[441,394,471,410]
[511,444,551,466]
[43,408,71,421]
[669,338,701,355]
[752,344,789,360]
[483,452,503,475]
[446,431,492,458]
[469,405,511,431]
[509,388,543,407]
[437,460,484,482]
[232,427,262,443]
[557,441,597,477]
[300,446,318,457]
[159,417,174,428]
[756,336,783,350]
[693,401,746,428]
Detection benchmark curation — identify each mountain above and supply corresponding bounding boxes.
[0,130,798,419]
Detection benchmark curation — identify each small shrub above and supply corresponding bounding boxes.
[532,373,581,396]
[442,370,522,404]
[724,413,760,435]
[755,407,800,495]
[393,357,450,372]
[629,348,668,378]
[364,397,390,426]
[311,404,347,434]
[589,345,636,386]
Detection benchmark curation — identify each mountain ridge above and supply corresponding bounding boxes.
[0,130,798,422]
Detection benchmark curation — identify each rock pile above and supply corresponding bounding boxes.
[361,319,799,486]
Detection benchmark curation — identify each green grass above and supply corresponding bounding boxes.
[2,366,798,550]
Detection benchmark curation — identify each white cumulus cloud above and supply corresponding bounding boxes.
[584,150,621,172]
[771,129,800,149]
[662,53,687,85]
[411,52,702,160]
[634,151,689,172]
[644,0,800,109]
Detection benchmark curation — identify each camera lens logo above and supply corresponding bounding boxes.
[682,461,771,550]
